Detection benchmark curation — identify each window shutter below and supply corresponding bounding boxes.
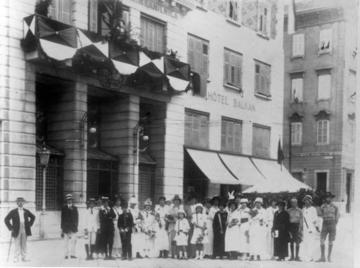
[224,50,230,84]
[188,36,195,68]
[255,64,260,92]
[59,0,72,24]
[236,54,242,88]
[49,0,57,19]
[199,115,209,148]
[89,0,98,32]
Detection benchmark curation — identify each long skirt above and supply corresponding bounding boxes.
[156,228,170,252]
[213,231,226,257]
[301,229,319,261]
[274,234,289,259]
[168,223,176,251]
[238,224,249,253]
[249,224,267,256]
[265,226,274,258]
[204,219,214,255]
[112,224,122,256]
[132,231,145,256]
[225,225,240,252]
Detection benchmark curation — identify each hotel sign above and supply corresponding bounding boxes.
[206,91,256,112]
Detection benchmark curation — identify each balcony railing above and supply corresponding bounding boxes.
[21,14,191,95]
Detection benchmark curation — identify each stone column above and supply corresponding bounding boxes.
[47,81,87,204]
[100,95,140,200]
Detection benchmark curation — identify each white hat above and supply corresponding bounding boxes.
[177,209,186,216]
[129,196,138,204]
[65,194,73,200]
[254,197,263,204]
[144,198,152,206]
[195,203,203,210]
[240,198,248,204]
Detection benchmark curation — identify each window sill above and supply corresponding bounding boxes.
[224,83,242,92]
[291,55,304,60]
[316,98,330,103]
[255,92,272,100]
[226,18,241,27]
[256,32,270,40]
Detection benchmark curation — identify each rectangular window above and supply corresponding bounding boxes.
[318,73,331,100]
[291,77,303,102]
[254,60,271,97]
[188,34,209,97]
[319,28,332,53]
[49,0,72,24]
[227,0,240,22]
[317,120,329,145]
[221,118,242,153]
[258,4,270,36]
[316,171,328,192]
[95,3,130,35]
[140,15,166,53]
[252,124,271,157]
[291,122,302,145]
[292,33,304,57]
[185,110,209,148]
[224,49,242,89]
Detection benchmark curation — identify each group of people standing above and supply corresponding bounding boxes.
[4,191,339,263]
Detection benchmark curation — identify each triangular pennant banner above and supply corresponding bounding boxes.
[139,52,151,66]
[76,29,93,48]
[167,76,189,92]
[112,60,138,75]
[152,57,164,73]
[39,39,76,61]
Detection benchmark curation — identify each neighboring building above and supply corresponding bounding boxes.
[283,0,357,212]
[0,0,285,239]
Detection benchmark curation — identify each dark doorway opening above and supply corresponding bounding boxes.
[316,172,328,193]
[346,173,352,213]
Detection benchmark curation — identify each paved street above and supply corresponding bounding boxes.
[0,215,353,268]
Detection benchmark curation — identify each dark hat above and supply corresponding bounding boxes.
[172,194,182,202]
[277,200,286,207]
[218,198,227,207]
[65,194,73,200]
[228,199,237,208]
[324,192,335,198]
[211,196,220,203]
[158,196,166,201]
[16,197,25,202]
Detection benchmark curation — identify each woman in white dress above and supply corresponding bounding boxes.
[225,200,241,259]
[302,195,320,262]
[204,197,219,258]
[128,196,145,258]
[249,197,267,261]
[155,196,170,258]
[265,200,278,259]
[167,195,183,258]
[142,199,156,258]
[238,198,251,260]
[112,198,123,258]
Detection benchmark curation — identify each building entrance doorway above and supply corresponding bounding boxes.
[316,171,328,193]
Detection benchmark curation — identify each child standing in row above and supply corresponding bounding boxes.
[154,213,169,258]
[190,204,208,260]
[175,209,190,259]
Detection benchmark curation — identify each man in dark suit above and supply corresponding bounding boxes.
[4,197,35,262]
[61,194,79,259]
[99,196,116,260]
[118,202,134,260]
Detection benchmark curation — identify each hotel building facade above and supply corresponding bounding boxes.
[0,0,285,239]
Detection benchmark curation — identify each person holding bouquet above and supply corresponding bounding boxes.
[142,199,156,258]
[174,209,190,259]
[190,203,208,260]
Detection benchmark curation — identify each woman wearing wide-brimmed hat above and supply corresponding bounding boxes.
[190,203,208,259]
[141,198,156,257]
[249,197,267,261]
[302,195,320,261]
[174,209,190,259]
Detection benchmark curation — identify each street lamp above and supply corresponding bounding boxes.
[38,143,50,239]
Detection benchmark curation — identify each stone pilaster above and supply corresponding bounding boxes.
[100,95,140,200]
[47,81,87,204]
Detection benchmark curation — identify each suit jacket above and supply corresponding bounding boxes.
[99,207,116,231]
[118,211,134,233]
[61,205,79,233]
[4,208,35,238]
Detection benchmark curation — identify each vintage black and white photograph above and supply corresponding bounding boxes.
[0,0,359,267]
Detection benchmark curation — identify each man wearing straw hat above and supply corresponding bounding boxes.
[302,195,320,262]
[4,197,35,263]
[61,193,79,259]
